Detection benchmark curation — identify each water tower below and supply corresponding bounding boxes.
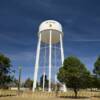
[33,20,66,92]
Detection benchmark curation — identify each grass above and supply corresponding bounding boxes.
[0,90,100,100]
[0,95,100,100]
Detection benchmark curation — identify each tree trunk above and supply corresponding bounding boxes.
[74,89,78,98]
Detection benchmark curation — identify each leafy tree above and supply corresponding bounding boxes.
[92,75,100,89]
[10,79,19,87]
[93,56,100,89]
[84,75,100,90]
[94,56,100,77]
[57,56,91,98]
[24,78,33,89]
[0,53,13,89]
[40,74,48,89]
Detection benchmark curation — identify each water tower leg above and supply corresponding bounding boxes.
[32,33,41,92]
[48,30,52,92]
[60,34,64,64]
[60,34,67,92]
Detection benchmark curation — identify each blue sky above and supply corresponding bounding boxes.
[0,0,100,81]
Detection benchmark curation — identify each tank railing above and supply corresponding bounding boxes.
[40,46,61,50]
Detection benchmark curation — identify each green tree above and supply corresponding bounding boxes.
[92,75,100,89]
[11,79,19,87]
[94,56,100,77]
[0,53,14,89]
[84,75,99,90]
[57,56,91,98]
[24,78,33,90]
[93,56,100,89]
[40,74,48,89]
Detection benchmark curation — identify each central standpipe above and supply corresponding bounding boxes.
[48,30,52,92]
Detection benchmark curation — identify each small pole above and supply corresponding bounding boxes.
[18,66,22,93]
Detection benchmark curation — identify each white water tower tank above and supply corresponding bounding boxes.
[38,20,64,44]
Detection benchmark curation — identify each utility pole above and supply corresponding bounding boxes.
[18,66,22,93]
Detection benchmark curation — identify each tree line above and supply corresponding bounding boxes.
[0,53,100,98]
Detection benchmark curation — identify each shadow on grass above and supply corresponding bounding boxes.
[93,96,100,98]
[0,95,16,97]
[59,96,90,99]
